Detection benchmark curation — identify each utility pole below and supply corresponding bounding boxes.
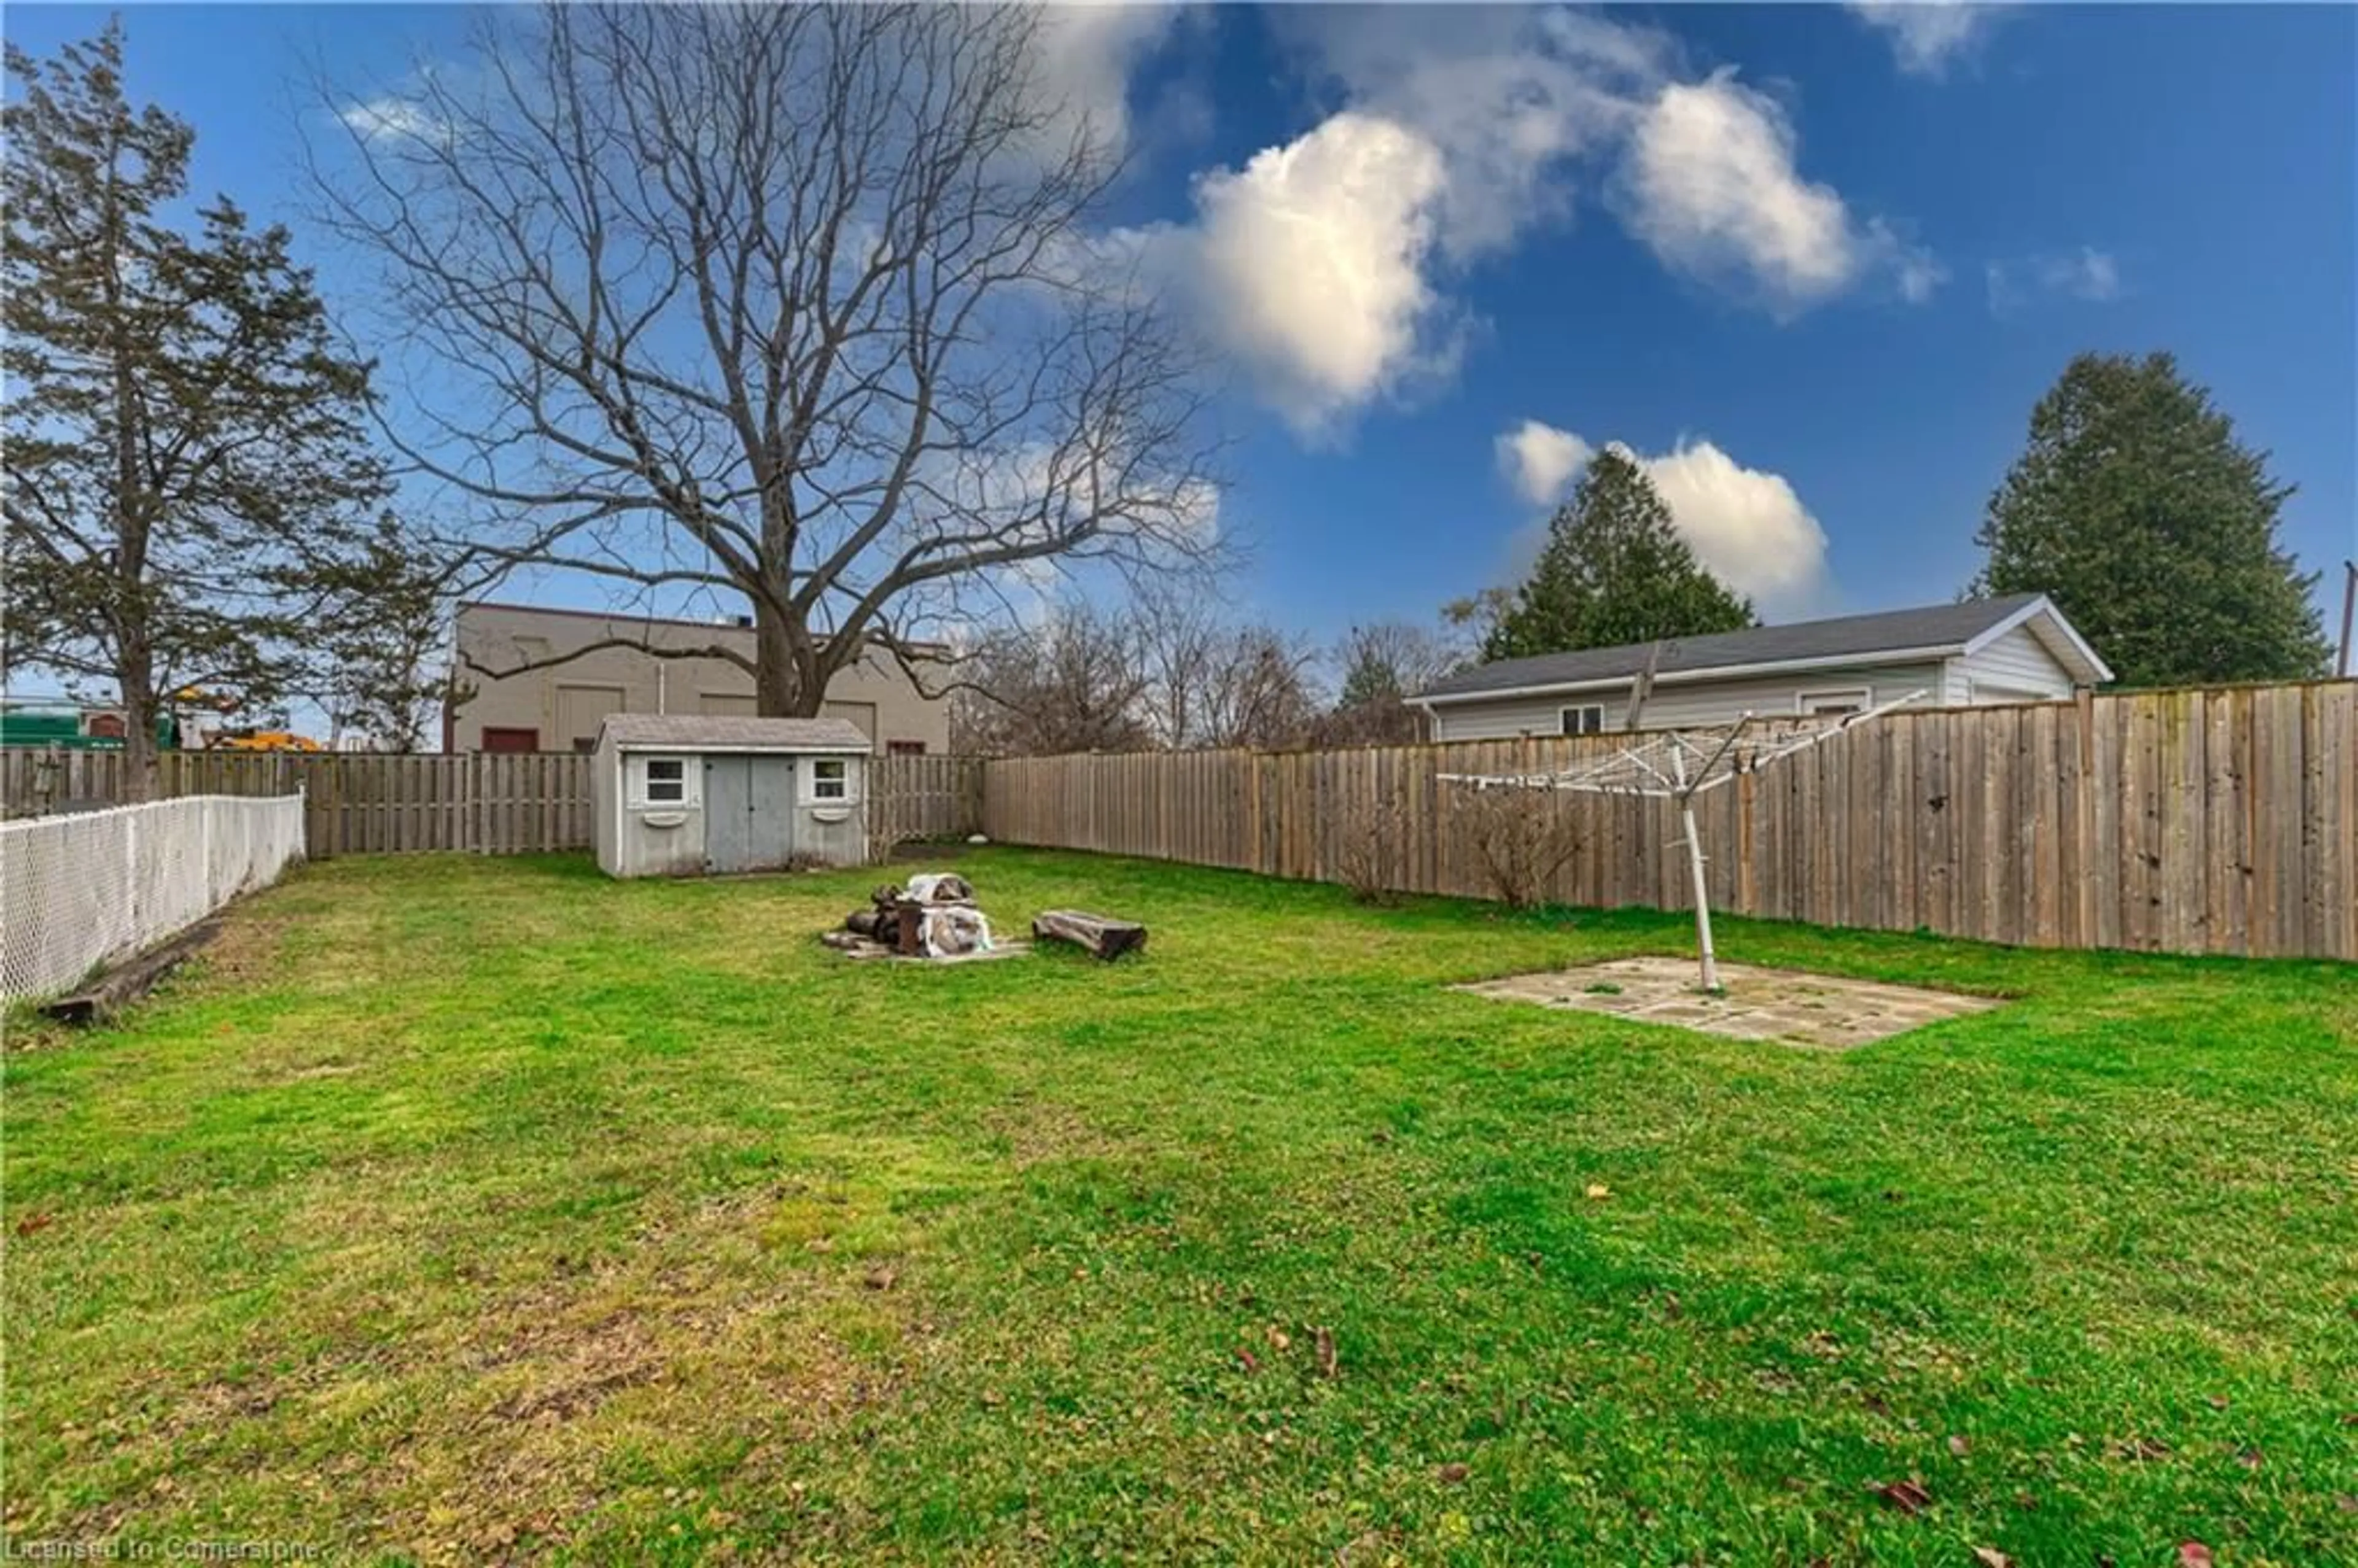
[1625,639,1665,732]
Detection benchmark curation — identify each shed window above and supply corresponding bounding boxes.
[1561,705,1605,736]
[808,758,849,801]
[641,756,688,804]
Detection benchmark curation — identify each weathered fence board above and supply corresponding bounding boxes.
[4,750,982,860]
[979,682,2358,961]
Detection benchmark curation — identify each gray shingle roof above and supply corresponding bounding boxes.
[598,714,872,752]
[1417,594,2052,701]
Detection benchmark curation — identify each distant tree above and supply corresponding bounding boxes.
[949,600,1151,757]
[1971,351,2328,686]
[1482,447,1754,662]
[1189,624,1318,749]
[3,25,421,793]
[316,522,466,751]
[1441,586,1514,656]
[1315,620,1463,746]
[1131,584,1318,750]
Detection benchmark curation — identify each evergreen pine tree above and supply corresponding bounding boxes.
[1484,446,1756,661]
[1971,352,2327,686]
[3,23,420,791]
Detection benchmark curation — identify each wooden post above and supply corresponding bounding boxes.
[2338,559,2355,678]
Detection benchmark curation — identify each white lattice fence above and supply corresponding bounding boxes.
[0,794,306,1003]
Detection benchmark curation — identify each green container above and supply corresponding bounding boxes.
[0,707,177,750]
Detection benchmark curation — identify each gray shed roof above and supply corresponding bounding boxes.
[597,714,873,753]
[1418,594,2108,702]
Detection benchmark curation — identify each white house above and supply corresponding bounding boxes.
[1414,594,2112,741]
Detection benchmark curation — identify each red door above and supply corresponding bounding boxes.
[480,726,539,753]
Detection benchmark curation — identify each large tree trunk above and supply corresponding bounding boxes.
[119,658,158,805]
[753,604,826,718]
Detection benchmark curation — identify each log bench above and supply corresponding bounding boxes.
[1031,909,1147,961]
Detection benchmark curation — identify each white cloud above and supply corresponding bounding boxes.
[1640,438,1831,615]
[1283,6,1666,262]
[1023,3,1185,161]
[1985,246,2123,315]
[1848,2,2010,78]
[1619,70,1939,314]
[337,95,442,144]
[1132,10,1937,434]
[1493,421,1832,615]
[1893,243,1951,304]
[1136,8,1669,433]
[1148,111,1453,438]
[1496,419,1596,508]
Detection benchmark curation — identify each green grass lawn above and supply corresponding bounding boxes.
[5,849,2354,1566]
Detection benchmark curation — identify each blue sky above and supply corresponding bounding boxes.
[11,2,2355,647]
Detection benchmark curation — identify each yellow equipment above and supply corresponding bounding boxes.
[208,730,324,753]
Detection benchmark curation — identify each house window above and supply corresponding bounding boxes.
[640,756,689,805]
[1797,688,1871,718]
[886,739,927,756]
[808,758,849,802]
[1561,705,1605,736]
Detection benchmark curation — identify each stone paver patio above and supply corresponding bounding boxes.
[1453,957,2002,1049]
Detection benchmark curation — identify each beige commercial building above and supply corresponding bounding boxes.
[445,601,952,756]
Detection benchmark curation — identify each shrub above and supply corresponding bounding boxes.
[1451,783,1581,911]
[1335,793,1409,904]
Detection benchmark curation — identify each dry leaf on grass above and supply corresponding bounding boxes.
[1314,1325,1339,1379]
[2176,1544,2214,1568]
[1866,1476,1932,1515]
[1584,1184,1611,1201]
[1434,1462,1469,1485]
[1947,1434,1972,1457]
[1972,1548,2013,1568]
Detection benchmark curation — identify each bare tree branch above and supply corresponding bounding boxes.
[309,2,1221,718]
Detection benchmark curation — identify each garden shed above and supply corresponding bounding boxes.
[591,714,871,879]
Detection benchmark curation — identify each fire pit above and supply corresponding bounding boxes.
[820,872,1029,963]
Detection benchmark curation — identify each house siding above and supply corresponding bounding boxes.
[1429,661,1947,740]
[1953,623,2077,703]
[451,603,951,756]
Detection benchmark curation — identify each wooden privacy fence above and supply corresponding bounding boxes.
[867,753,986,851]
[984,682,2358,961]
[1,750,984,860]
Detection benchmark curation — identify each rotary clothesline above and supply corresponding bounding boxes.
[1438,690,1927,988]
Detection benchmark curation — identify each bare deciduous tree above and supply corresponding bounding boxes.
[948,599,1150,758]
[313,2,1218,714]
[1132,584,1317,750]
[1193,624,1318,749]
[1312,619,1465,747]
